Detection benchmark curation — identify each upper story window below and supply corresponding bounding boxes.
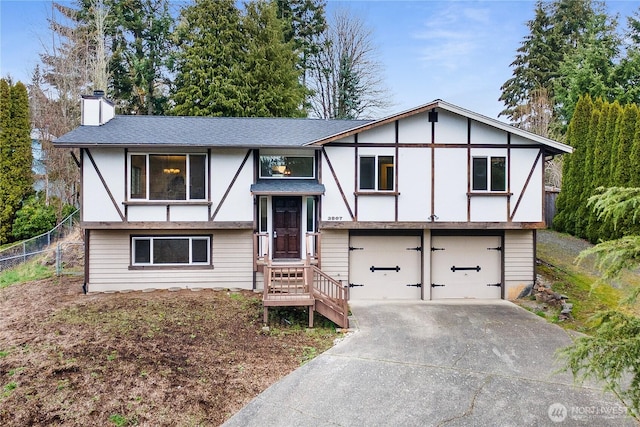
[259,155,314,178]
[359,155,394,191]
[472,156,506,192]
[129,154,206,200]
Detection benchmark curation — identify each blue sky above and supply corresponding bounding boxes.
[1,0,639,120]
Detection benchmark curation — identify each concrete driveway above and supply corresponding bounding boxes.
[223,301,634,426]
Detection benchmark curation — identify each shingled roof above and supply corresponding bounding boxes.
[54,115,372,148]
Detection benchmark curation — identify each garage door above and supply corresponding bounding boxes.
[430,235,502,299]
[348,235,422,300]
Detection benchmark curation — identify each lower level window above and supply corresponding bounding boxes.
[132,236,210,266]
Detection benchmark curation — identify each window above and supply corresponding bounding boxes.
[259,155,314,178]
[359,156,394,191]
[472,156,506,192]
[132,236,210,266]
[129,154,206,200]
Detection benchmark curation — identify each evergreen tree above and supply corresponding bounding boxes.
[499,1,560,122]
[0,80,34,244]
[500,0,617,130]
[553,8,619,125]
[276,0,327,87]
[107,0,174,115]
[600,101,623,240]
[170,0,246,116]
[612,12,640,105]
[575,103,601,239]
[586,101,610,242]
[242,0,307,117]
[612,103,638,187]
[554,94,593,234]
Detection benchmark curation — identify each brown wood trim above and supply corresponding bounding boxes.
[541,149,546,226]
[85,148,126,221]
[210,149,251,221]
[70,150,81,167]
[84,228,90,291]
[507,133,512,222]
[510,149,542,221]
[123,201,212,206]
[80,149,85,222]
[467,192,513,197]
[208,148,213,219]
[312,101,439,145]
[322,147,355,221]
[327,142,545,149]
[395,120,399,222]
[320,221,547,230]
[129,265,215,271]
[354,191,400,196]
[467,118,471,222]
[124,148,128,219]
[81,221,254,229]
[354,134,358,220]
[430,115,436,221]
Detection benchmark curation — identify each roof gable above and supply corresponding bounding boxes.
[309,100,572,154]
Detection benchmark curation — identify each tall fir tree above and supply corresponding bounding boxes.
[586,101,611,242]
[575,103,602,239]
[242,0,307,117]
[612,103,638,187]
[553,94,593,234]
[106,0,174,115]
[500,0,617,131]
[0,80,34,244]
[170,0,245,116]
[276,0,327,88]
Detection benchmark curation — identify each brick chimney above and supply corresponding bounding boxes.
[81,90,115,126]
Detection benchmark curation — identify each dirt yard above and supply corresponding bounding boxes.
[0,277,339,426]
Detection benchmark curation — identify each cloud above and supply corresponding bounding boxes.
[412,3,495,71]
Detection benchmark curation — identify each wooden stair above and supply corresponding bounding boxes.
[263,263,349,328]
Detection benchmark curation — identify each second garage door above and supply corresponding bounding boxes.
[431,235,502,299]
[348,235,422,300]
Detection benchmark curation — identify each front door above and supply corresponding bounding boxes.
[273,196,301,259]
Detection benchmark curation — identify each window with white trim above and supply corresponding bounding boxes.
[132,236,211,266]
[359,155,394,191]
[129,154,207,200]
[472,156,506,191]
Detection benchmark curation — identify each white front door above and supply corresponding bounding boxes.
[348,235,422,300]
[430,235,502,299]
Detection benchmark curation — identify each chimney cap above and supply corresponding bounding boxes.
[93,89,105,97]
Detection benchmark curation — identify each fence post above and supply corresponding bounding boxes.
[56,243,61,276]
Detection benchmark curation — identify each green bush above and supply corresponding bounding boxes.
[11,194,57,240]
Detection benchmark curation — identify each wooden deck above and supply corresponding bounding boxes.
[262,263,348,328]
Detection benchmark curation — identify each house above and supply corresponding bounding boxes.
[55,93,572,327]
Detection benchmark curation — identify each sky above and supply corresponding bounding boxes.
[1,0,639,121]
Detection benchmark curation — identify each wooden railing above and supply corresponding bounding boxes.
[305,232,321,267]
[309,266,349,328]
[254,232,320,268]
[253,232,270,270]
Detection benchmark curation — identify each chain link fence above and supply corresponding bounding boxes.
[0,209,80,272]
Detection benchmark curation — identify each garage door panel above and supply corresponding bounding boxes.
[431,235,501,299]
[349,235,422,300]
